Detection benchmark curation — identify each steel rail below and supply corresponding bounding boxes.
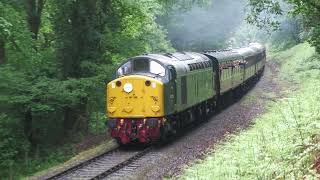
[90,147,152,180]
[45,147,119,180]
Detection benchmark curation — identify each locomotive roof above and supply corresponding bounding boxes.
[118,43,265,77]
[134,52,211,76]
[204,50,242,62]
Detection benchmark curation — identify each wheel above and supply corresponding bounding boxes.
[115,138,125,146]
[159,124,169,142]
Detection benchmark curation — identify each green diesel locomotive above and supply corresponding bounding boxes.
[107,43,266,144]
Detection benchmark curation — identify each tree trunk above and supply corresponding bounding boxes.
[0,39,5,65]
[63,104,89,136]
[24,110,33,141]
[63,107,78,135]
[26,0,45,40]
[24,110,38,152]
[79,102,89,134]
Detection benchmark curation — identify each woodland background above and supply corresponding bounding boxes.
[0,0,319,178]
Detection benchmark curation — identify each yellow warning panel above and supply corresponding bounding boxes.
[106,75,164,118]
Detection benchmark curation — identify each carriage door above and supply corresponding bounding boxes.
[168,66,177,110]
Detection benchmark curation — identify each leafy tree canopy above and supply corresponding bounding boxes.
[246,0,320,52]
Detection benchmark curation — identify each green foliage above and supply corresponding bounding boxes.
[0,114,29,174]
[0,2,36,66]
[0,0,176,178]
[246,0,283,31]
[231,15,304,51]
[246,0,320,53]
[272,43,318,81]
[158,0,211,13]
[102,0,174,63]
[182,43,320,179]
[0,17,12,39]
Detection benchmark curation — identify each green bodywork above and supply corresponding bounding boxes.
[164,68,215,115]
[150,45,266,117]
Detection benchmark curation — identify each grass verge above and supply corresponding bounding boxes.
[181,43,320,179]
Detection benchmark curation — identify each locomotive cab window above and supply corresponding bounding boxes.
[117,59,166,77]
[168,66,176,80]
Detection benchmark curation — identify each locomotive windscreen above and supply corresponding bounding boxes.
[133,59,149,72]
[117,58,166,77]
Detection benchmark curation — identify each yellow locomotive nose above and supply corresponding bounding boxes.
[106,75,164,118]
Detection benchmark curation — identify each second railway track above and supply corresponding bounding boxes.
[45,146,152,180]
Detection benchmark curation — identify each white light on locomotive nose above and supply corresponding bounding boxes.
[152,82,156,88]
[124,83,133,93]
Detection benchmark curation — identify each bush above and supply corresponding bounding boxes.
[0,114,29,177]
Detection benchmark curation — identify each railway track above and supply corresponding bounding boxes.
[45,147,152,180]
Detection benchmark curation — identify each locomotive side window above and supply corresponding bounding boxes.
[117,61,132,76]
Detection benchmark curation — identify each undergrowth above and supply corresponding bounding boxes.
[182,43,320,179]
